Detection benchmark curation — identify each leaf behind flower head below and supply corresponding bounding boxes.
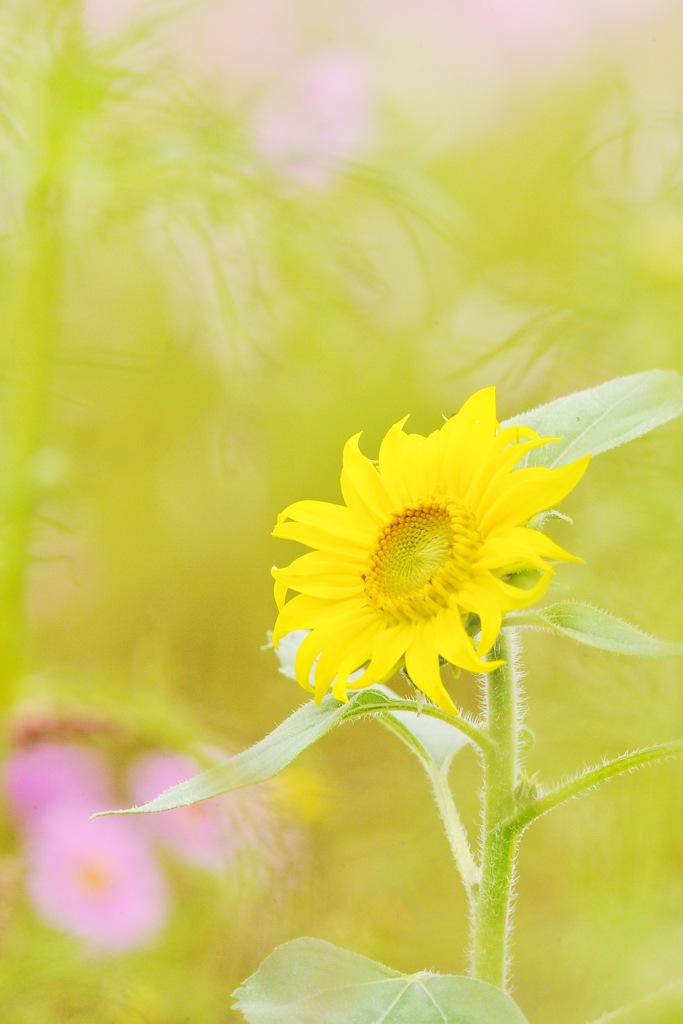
[232,937,529,1024]
[502,369,683,467]
[507,601,683,657]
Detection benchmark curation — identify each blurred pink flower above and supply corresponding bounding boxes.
[457,0,664,74]
[254,51,373,188]
[4,742,113,829]
[128,749,302,881]
[185,0,297,96]
[127,751,231,871]
[366,0,665,101]
[25,804,169,952]
[84,0,144,36]
[462,0,586,68]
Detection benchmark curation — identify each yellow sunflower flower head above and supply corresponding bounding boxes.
[271,387,590,715]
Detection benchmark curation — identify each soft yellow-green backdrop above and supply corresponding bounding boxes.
[0,2,681,1021]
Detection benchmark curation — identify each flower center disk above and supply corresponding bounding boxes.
[363,499,480,622]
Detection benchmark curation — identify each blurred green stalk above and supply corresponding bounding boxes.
[0,6,78,707]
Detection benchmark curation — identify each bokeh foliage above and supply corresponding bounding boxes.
[0,1,681,1021]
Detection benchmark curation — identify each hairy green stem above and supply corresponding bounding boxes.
[507,739,683,834]
[427,763,480,904]
[469,629,521,989]
[344,697,490,751]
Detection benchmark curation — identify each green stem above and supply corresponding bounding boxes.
[427,763,480,904]
[371,700,481,903]
[469,629,521,989]
[507,739,683,834]
[343,696,491,751]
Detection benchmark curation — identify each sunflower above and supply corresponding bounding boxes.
[271,388,590,714]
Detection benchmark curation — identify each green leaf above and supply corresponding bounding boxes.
[232,938,529,1024]
[502,369,683,467]
[507,602,683,657]
[372,684,470,771]
[94,688,473,817]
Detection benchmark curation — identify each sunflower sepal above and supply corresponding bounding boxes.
[526,508,573,531]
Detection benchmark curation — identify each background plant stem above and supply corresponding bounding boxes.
[0,22,72,709]
[586,979,683,1023]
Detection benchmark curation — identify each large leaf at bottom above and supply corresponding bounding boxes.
[232,938,528,1024]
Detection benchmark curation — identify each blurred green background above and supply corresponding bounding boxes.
[0,1,681,1021]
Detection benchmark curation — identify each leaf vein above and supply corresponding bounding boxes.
[418,979,448,1023]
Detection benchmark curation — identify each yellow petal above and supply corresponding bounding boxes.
[292,630,322,693]
[478,456,591,535]
[466,431,556,509]
[273,595,370,645]
[273,575,289,612]
[272,564,361,601]
[404,619,459,714]
[476,536,548,574]
[331,628,383,701]
[433,603,500,675]
[341,434,394,521]
[377,419,414,507]
[332,656,374,701]
[439,387,498,497]
[454,386,498,433]
[273,519,369,554]
[367,621,413,682]
[456,581,503,655]
[503,526,583,564]
[382,428,436,500]
[275,550,365,579]
[272,593,319,642]
[331,675,352,702]
[274,499,373,544]
[488,570,553,611]
[312,616,382,702]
